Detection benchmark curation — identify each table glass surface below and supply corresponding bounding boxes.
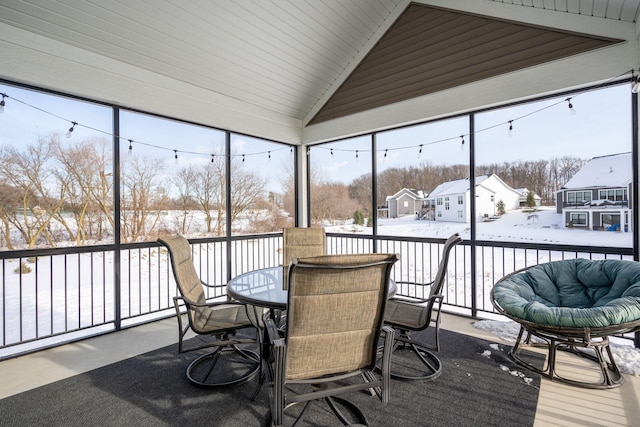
[227,266,396,310]
[227,266,287,309]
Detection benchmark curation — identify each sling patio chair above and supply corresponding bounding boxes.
[159,235,261,388]
[264,253,399,426]
[381,233,462,381]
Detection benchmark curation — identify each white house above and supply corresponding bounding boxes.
[556,152,632,232]
[515,188,542,208]
[385,188,428,218]
[428,174,521,223]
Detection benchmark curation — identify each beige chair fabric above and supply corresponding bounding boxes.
[282,227,326,263]
[158,235,260,387]
[282,227,326,289]
[383,233,462,381]
[266,253,399,426]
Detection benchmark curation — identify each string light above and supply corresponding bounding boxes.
[242,154,245,162]
[384,149,388,159]
[211,154,215,163]
[566,97,576,115]
[65,121,77,138]
[508,120,513,137]
[0,67,631,162]
[632,70,640,93]
[128,139,133,154]
[173,149,178,162]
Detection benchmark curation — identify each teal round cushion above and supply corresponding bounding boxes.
[493,259,640,328]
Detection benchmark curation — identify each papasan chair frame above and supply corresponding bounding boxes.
[491,261,640,390]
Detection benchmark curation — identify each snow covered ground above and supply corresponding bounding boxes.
[328,207,639,376]
[328,206,633,248]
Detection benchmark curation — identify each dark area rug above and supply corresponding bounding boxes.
[0,329,541,426]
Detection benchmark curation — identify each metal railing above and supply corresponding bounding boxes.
[0,232,635,359]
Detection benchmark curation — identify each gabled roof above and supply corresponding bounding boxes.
[561,152,631,189]
[386,187,426,201]
[428,175,491,198]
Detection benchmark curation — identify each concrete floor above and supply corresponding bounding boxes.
[0,313,638,426]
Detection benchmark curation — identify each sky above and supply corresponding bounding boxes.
[0,81,633,192]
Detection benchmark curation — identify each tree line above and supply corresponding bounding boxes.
[0,132,588,247]
[310,156,587,223]
[0,134,288,249]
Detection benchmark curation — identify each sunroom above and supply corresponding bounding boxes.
[0,1,639,425]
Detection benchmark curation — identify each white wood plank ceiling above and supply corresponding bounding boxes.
[0,0,403,122]
[0,0,638,144]
[490,0,640,21]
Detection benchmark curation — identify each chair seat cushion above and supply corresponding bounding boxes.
[385,298,430,329]
[493,259,640,328]
[193,304,254,332]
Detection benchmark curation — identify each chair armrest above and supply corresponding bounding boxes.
[395,280,435,287]
[265,316,284,346]
[200,280,227,290]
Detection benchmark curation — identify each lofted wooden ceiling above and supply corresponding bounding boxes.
[0,0,638,144]
[309,3,623,124]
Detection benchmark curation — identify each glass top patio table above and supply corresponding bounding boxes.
[227,266,396,310]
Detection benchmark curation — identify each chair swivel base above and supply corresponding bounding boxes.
[186,345,260,388]
[274,396,369,426]
[378,338,442,381]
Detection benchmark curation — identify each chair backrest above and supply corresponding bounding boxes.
[428,233,462,299]
[282,227,326,289]
[284,253,398,380]
[282,227,326,264]
[158,235,211,331]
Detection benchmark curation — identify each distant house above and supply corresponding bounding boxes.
[515,188,541,208]
[556,152,632,232]
[427,174,521,223]
[385,188,428,218]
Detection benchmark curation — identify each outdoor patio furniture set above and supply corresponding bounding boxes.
[160,229,640,425]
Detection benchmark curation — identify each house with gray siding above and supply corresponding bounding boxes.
[556,152,632,232]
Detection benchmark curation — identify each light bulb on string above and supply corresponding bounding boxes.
[418,145,423,158]
[632,70,640,93]
[460,135,465,150]
[508,120,513,137]
[242,154,245,163]
[0,93,6,113]
[355,150,359,160]
[173,150,178,163]
[65,121,77,138]
[330,148,333,156]
[128,139,133,155]
[566,98,576,115]
[384,149,388,160]
[211,154,215,163]
[268,151,271,160]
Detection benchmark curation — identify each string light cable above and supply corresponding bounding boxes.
[0,68,635,159]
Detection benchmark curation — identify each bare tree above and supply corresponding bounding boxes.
[54,137,113,244]
[171,166,198,234]
[0,135,68,248]
[120,154,166,242]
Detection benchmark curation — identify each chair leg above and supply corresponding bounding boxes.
[186,345,260,388]
[378,330,442,381]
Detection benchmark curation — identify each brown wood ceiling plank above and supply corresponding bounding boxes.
[308,3,623,125]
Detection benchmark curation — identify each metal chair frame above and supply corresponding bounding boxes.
[382,233,462,381]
